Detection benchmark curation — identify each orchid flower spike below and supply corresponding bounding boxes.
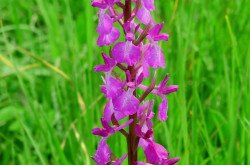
[91,0,180,164]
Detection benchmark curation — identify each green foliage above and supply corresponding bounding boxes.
[0,0,249,164]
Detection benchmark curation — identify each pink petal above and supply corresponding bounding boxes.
[101,73,124,99]
[104,100,126,122]
[103,100,114,122]
[144,43,165,68]
[97,10,113,34]
[159,75,170,91]
[92,128,109,137]
[136,6,152,24]
[126,32,135,41]
[149,23,164,37]
[113,154,128,165]
[113,89,139,116]
[114,119,133,132]
[94,52,116,72]
[101,118,113,131]
[148,23,169,41]
[153,34,169,41]
[162,85,178,95]
[142,62,150,78]
[144,141,161,163]
[147,100,155,118]
[112,41,140,65]
[158,96,168,121]
[97,27,120,46]
[164,157,180,165]
[135,124,144,137]
[142,0,155,11]
[154,143,169,159]
[92,0,107,9]
[92,138,111,164]
[136,73,144,85]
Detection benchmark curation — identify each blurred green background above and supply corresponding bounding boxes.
[0,0,249,164]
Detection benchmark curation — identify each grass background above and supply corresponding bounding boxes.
[0,0,249,164]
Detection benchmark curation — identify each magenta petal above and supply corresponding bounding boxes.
[106,0,114,5]
[147,100,155,119]
[112,42,125,62]
[94,65,110,72]
[97,10,113,34]
[154,143,169,159]
[101,118,113,131]
[92,0,107,9]
[114,119,133,132]
[94,52,116,72]
[159,75,169,90]
[92,128,109,137]
[165,157,180,165]
[142,62,150,78]
[92,117,130,137]
[113,154,128,165]
[101,73,124,99]
[104,100,126,122]
[137,101,148,118]
[136,73,144,85]
[102,53,116,67]
[162,85,179,95]
[143,141,171,164]
[142,0,155,11]
[139,138,149,150]
[158,96,168,121]
[92,118,114,137]
[157,75,178,95]
[154,34,169,41]
[113,89,140,115]
[135,124,144,137]
[92,138,111,164]
[126,32,135,41]
[148,23,169,41]
[112,41,140,65]
[144,141,161,163]
[103,100,114,122]
[114,111,126,121]
[144,43,165,68]
[97,27,120,46]
[149,23,164,37]
[136,6,152,24]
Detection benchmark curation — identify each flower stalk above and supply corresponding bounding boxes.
[124,0,132,22]
[91,0,180,164]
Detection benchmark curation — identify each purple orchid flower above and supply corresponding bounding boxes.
[92,0,180,164]
[95,52,116,72]
[137,75,178,121]
[92,138,127,164]
[139,140,180,165]
[148,23,169,41]
[155,75,178,121]
[112,41,141,65]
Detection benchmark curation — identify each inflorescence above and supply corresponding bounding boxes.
[91,0,180,164]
